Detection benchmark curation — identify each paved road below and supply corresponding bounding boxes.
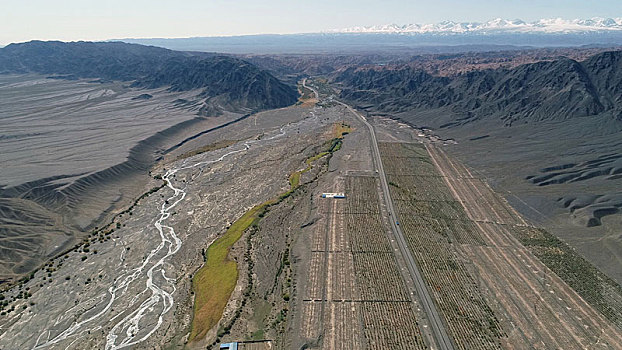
[333,101,456,350]
[301,78,319,100]
[302,78,454,349]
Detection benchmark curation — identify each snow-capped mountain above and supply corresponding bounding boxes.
[332,17,622,34]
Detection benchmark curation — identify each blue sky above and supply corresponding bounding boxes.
[1,0,621,44]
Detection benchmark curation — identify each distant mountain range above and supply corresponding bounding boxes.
[333,17,622,34]
[117,25,622,55]
[107,17,622,54]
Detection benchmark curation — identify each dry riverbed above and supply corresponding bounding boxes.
[0,100,350,349]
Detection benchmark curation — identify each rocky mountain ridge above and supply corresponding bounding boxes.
[0,41,298,113]
[336,50,622,125]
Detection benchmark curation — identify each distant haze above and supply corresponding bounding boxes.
[118,32,622,55]
[1,0,622,45]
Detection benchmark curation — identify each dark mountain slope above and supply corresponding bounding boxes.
[0,41,183,79]
[136,57,296,111]
[583,51,622,109]
[336,50,622,283]
[0,41,297,112]
[471,58,605,124]
[336,50,622,125]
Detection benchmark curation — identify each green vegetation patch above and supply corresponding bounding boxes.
[190,125,349,342]
[190,204,264,341]
[514,226,622,327]
[333,122,352,139]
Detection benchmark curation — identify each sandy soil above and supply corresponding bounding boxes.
[0,100,342,349]
[0,74,241,284]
